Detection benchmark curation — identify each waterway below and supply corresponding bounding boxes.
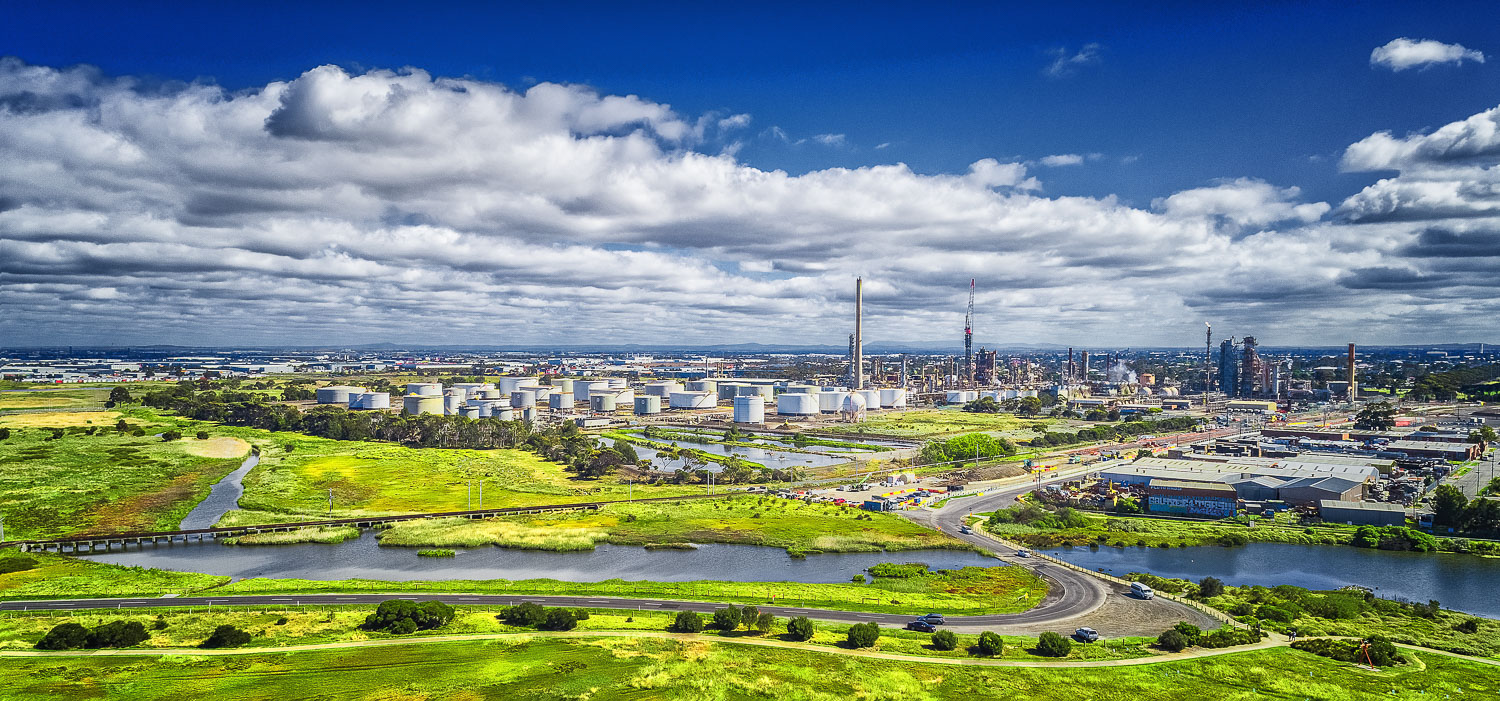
[622,433,857,471]
[178,454,260,530]
[1042,542,1500,618]
[77,535,998,583]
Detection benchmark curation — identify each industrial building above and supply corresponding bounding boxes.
[1147,479,1238,517]
[1103,457,1376,506]
[1318,500,1407,527]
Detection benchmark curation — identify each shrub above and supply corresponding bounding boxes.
[868,563,928,578]
[786,616,815,641]
[200,625,252,649]
[1035,631,1072,657]
[1455,618,1482,634]
[974,631,1004,657]
[846,622,879,648]
[196,431,210,440]
[754,612,775,633]
[388,619,417,634]
[160,430,182,442]
[275,617,288,625]
[712,605,742,631]
[499,602,546,627]
[1257,605,1295,624]
[741,606,759,629]
[851,574,865,583]
[1198,576,1225,599]
[571,608,590,621]
[363,599,455,633]
[152,618,168,631]
[931,630,958,651]
[672,611,704,633]
[86,620,150,648]
[35,623,89,650]
[1172,622,1202,643]
[540,608,578,631]
[1156,628,1189,652]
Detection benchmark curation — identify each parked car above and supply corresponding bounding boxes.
[1130,582,1154,600]
[920,613,946,625]
[906,620,936,633]
[1074,627,1099,643]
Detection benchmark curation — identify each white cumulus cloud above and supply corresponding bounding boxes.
[1370,37,1485,71]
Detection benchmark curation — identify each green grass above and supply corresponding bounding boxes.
[816,409,1069,440]
[416,549,455,557]
[0,638,1490,699]
[0,552,227,600]
[219,526,360,546]
[986,510,1363,549]
[0,408,250,539]
[374,495,968,554]
[0,389,109,412]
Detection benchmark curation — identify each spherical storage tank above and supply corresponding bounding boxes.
[634,395,662,415]
[403,395,444,416]
[840,392,868,422]
[349,392,390,410]
[590,393,617,412]
[669,391,715,409]
[733,395,764,424]
[717,383,747,400]
[406,383,443,396]
[878,388,907,408]
[316,386,365,405]
[777,393,819,416]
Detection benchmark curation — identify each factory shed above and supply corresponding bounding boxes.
[1386,440,1480,461]
[1274,477,1366,506]
[1147,479,1238,518]
[1319,500,1407,527]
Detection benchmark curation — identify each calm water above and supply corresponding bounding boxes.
[178,454,259,530]
[1043,542,1500,617]
[78,534,998,583]
[624,435,855,471]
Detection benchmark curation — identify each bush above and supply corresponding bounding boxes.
[35,623,89,650]
[974,631,1004,657]
[161,430,182,442]
[152,618,168,631]
[1035,631,1072,657]
[851,574,865,583]
[86,620,150,648]
[362,599,455,633]
[868,563,928,578]
[499,602,546,627]
[1172,622,1203,643]
[754,612,775,633]
[846,622,880,648]
[672,611,704,633]
[786,616,815,641]
[741,606,759,629]
[196,430,210,440]
[571,608,590,621]
[712,605,742,631]
[1156,629,1189,652]
[1198,576,1225,598]
[388,619,417,634]
[1257,605,1295,624]
[275,617,288,625]
[540,608,578,631]
[200,624,252,649]
[1455,618,1482,634]
[931,630,958,651]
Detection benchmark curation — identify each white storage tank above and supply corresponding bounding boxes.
[548,392,572,410]
[453,383,488,394]
[552,378,575,395]
[733,395,765,424]
[317,385,365,405]
[498,377,540,394]
[685,380,717,394]
[459,406,480,419]
[521,407,538,422]
[349,392,390,410]
[784,384,819,395]
[860,389,882,409]
[945,390,977,404]
[818,391,844,413]
[645,381,684,397]
[716,383,746,400]
[403,395,444,415]
[574,380,609,401]
[878,388,907,408]
[777,393,819,416]
[634,395,662,415]
[476,388,502,400]
[590,392,618,412]
[606,377,628,389]
[511,390,537,408]
[496,408,515,421]
[669,391,715,409]
[446,386,471,401]
[736,384,774,399]
[443,395,464,415]
[407,383,443,396]
[841,392,868,421]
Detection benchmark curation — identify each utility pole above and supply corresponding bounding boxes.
[0,516,5,544]
[467,481,472,510]
[327,489,333,517]
[479,480,484,509]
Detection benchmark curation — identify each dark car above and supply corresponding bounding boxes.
[906,619,936,633]
[920,613,946,625]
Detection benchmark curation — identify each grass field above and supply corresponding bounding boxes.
[374,495,968,554]
[0,552,227,600]
[0,638,1490,699]
[0,409,250,539]
[985,509,1363,549]
[817,409,1064,440]
[0,389,109,412]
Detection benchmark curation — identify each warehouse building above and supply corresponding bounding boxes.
[1385,440,1480,462]
[1319,500,1407,527]
[1148,480,1238,518]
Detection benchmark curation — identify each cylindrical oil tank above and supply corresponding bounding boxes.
[316,385,365,404]
[548,392,571,410]
[511,390,537,408]
[453,383,487,394]
[498,377,540,394]
[590,393,618,412]
[784,384,819,395]
[407,383,443,396]
[474,388,500,400]
[349,392,390,410]
[403,395,444,415]
[685,380,717,394]
[733,395,765,423]
[878,388,907,408]
[669,391,715,409]
[634,395,662,415]
[945,390,977,404]
[459,406,480,419]
[521,407,538,422]
[860,389,882,409]
[552,378,575,395]
[467,400,491,418]
[717,383,747,400]
[496,408,515,421]
[645,381,683,397]
[606,377,627,389]
[443,395,464,415]
[574,380,608,401]
[818,391,844,413]
[777,393,819,416]
[446,386,471,402]
[737,384,773,399]
[611,389,634,406]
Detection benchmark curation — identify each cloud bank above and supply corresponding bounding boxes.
[0,58,1495,347]
[1370,38,1485,71]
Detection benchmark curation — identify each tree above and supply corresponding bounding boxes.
[1432,484,1469,528]
[86,620,150,648]
[363,599,455,633]
[160,430,182,442]
[115,418,129,433]
[541,608,578,631]
[1198,576,1225,599]
[1468,425,1497,444]
[1035,631,1072,657]
[499,602,546,627]
[741,606,759,630]
[1353,402,1396,431]
[712,605,742,631]
[974,631,1004,656]
[754,612,775,633]
[1156,628,1189,652]
[108,386,133,405]
[35,622,89,650]
[786,616,815,641]
[671,610,704,633]
[196,431,210,440]
[1363,636,1400,667]
[0,428,9,441]
[200,625,252,648]
[846,622,879,648]
[931,629,958,651]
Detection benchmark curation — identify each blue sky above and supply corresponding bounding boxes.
[1,2,1498,347]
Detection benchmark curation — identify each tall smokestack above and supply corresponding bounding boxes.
[854,277,864,390]
[1067,347,1074,382]
[1347,343,1357,401]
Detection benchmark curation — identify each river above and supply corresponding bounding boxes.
[178,454,260,530]
[77,535,999,583]
[1042,542,1500,618]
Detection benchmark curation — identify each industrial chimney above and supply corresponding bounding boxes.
[1347,343,1357,401]
[854,277,864,390]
